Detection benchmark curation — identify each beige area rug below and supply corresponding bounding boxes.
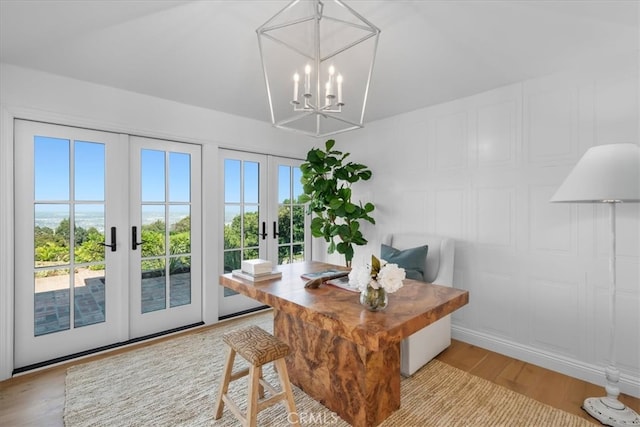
[64,312,591,426]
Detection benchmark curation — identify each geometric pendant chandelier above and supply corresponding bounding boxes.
[257,0,380,138]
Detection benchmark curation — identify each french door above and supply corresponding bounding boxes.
[14,120,201,368]
[128,136,202,338]
[219,150,309,317]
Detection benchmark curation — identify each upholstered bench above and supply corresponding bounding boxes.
[214,325,299,426]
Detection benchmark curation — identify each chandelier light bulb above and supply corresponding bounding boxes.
[327,65,335,98]
[292,73,300,104]
[337,74,343,105]
[304,64,311,96]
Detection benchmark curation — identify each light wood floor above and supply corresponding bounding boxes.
[1,331,638,426]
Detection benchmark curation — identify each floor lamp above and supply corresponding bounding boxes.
[551,143,640,427]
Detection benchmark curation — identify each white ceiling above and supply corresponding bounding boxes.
[1,0,637,125]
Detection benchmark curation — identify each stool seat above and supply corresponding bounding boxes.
[223,325,290,366]
[214,325,299,426]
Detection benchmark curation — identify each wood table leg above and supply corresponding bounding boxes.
[274,310,401,427]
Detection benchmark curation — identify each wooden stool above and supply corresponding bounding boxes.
[214,325,299,427]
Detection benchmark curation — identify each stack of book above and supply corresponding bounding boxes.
[232,259,282,282]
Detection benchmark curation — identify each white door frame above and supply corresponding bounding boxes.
[218,149,310,318]
[4,113,208,374]
[128,136,203,338]
[13,120,130,367]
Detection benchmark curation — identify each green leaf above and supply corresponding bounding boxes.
[329,198,342,210]
[371,255,381,274]
[358,170,372,181]
[336,241,348,254]
[344,202,356,213]
[344,245,354,263]
[338,224,351,237]
[364,202,374,213]
[307,149,319,163]
[325,139,336,151]
[298,194,310,203]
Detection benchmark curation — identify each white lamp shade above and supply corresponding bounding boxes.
[550,143,640,203]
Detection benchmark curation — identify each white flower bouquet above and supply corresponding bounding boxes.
[348,255,406,310]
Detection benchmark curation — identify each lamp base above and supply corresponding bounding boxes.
[583,397,640,426]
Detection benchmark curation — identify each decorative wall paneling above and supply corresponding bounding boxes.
[342,63,639,397]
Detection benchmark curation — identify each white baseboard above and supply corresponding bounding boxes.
[452,325,640,399]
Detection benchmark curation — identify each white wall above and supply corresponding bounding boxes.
[2,57,639,398]
[340,57,640,397]
[0,63,316,380]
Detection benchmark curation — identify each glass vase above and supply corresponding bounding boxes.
[360,285,388,311]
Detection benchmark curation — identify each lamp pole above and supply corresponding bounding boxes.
[550,143,640,427]
[582,202,639,426]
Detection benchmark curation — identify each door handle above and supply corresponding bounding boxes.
[260,222,268,240]
[100,226,117,252]
[273,221,279,239]
[132,226,145,250]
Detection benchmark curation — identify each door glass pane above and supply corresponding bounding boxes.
[224,250,241,273]
[32,133,110,337]
[74,204,105,263]
[141,258,166,313]
[170,256,191,307]
[224,205,241,249]
[169,152,190,203]
[225,159,241,203]
[278,165,291,203]
[278,246,291,265]
[74,269,105,328]
[141,149,165,202]
[139,145,198,317]
[244,248,259,260]
[34,204,70,268]
[278,206,291,244]
[244,161,259,204]
[73,203,106,329]
[293,206,305,242]
[293,244,304,262]
[142,205,166,256]
[169,205,190,255]
[243,206,259,248]
[34,269,70,336]
[275,164,306,265]
[34,136,69,200]
[75,141,105,201]
[223,249,240,297]
[293,167,303,201]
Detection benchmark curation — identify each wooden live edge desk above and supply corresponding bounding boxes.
[220,261,469,427]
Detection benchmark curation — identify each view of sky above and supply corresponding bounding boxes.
[34,137,303,229]
[34,136,191,229]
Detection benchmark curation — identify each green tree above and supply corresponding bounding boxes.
[172,216,190,233]
[55,218,71,242]
[141,229,165,257]
[35,242,69,263]
[35,226,64,248]
[170,232,190,255]
[144,220,165,234]
[75,228,105,264]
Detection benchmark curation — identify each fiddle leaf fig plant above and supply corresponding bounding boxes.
[299,139,375,266]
